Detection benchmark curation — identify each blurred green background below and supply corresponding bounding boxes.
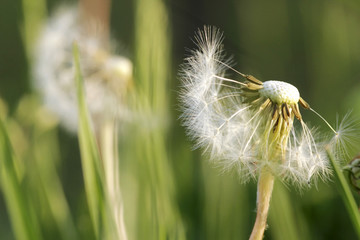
[1,0,360,239]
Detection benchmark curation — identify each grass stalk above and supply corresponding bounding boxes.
[21,0,46,60]
[0,111,42,240]
[201,162,249,240]
[269,182,307,240]
[32,121,79,240]
[73,42,106,239]
[327,148,360,238]
[134,0,186,238]
[99,119,128,240]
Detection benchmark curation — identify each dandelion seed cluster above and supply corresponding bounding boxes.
[34,6,133,133]
[259,81,300,105]
[180,26,336,186]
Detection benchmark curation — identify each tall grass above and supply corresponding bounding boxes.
[327,148,360,238]
[0,101,42,240]
[17,96,78,240]
[132,0,186,239]
[73,42,107,239]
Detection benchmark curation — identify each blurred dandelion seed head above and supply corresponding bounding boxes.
[179,26,351,187]
[34,6,133,133]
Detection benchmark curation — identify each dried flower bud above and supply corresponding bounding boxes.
[344,153,360,191]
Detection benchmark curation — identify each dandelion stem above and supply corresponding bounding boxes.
[99,119,128,240]
[250,113,292,240]
[250,169,275,240]
[79,0,111,37]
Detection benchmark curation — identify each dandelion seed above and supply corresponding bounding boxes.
[179,26,354,240]
[329,112,360,162]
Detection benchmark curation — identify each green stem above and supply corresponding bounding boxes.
[73,42,105,239]
[250,169,275,240]
[327,148,360,238]
[100,119,128,240]
[0,116,42,240]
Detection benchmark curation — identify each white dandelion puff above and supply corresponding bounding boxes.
[179,26,353,240]
[180,26,334,186]
[328,112,360,162]
[33,6,133,133]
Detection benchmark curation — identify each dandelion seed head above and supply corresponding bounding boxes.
[260,81,300,105]
[34,5,132,133]
[180,26,340,187]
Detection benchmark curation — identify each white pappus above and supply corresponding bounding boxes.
[179,26,355,187]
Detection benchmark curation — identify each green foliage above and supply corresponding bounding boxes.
[327,149,360,238]
[0,0,360,239]
[73,42,106,239]
[0,105,42,240]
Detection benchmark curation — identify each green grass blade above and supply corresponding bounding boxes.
[0,113,42,240]
[21,0,46,60]
[327,148,360,238]
[73,42,105,239]
[269,182,309,240]
[133,0,186,238]
[33,125,79,240]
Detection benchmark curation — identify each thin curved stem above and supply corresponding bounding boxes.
[249,169,275,240]
[250,112,293,240]
[100,119,128,240]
